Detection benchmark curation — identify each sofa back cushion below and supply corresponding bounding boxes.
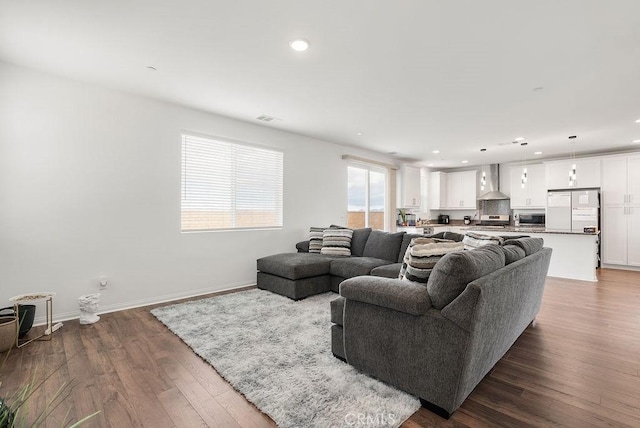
[503,237,544,256]
[351,228,372,257]
[502,244,526,264]
[427,244,506,309]
[362,230,405,262]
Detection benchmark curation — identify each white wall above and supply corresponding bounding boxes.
[0,62,394,321]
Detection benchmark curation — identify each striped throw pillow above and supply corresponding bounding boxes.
[320,228,353,256]
[308,227,326,253]
[399,237,464,284]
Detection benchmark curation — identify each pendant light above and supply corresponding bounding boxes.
[520,142,528,189]
[568,136,577,187]
[480,148,487,191]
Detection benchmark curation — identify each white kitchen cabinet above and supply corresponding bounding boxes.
[429,172,447,210]
[628,155,640,205]
[399,165,421,208]
[628,206,640,266]
[445,170,477,209]
[510,164,546,208]
[602,205,627,265]
[545,157,601,190]
[601,156,627,205]
[601,154,640,267]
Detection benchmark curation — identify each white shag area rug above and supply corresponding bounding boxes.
[151,289,420,428]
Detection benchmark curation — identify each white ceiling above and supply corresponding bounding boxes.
[1,0,639,167]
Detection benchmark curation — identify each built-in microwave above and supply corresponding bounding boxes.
[519,213,545,225]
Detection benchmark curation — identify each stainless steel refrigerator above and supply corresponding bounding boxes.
[546,189,600,232]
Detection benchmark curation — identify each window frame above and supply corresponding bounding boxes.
[347,162,388,231]
[181,132,284,232]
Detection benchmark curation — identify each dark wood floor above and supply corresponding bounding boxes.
[2,269,639,427]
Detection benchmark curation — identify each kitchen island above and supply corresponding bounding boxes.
[461,227,600,282]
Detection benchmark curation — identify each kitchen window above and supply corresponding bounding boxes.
[347,164,386,230]
[181,133,283,231]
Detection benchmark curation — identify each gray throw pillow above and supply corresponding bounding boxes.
[503,237,544,256]
[427,244,505,309]
[503,244,526,264]
[362,230,405,262]
[351,228,372,257]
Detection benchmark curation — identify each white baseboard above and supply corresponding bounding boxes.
[601,264,640,272]
[30,281,256,326]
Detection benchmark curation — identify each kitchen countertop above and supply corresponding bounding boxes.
[460,226,599,235]
[417,221,598,235]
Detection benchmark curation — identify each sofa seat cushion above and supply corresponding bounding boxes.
[257,253,335,280]
[330,296,345,325]
[370,263,402,278]
[427,244,506,309]
[504,237,544,256]
[362,230,405,262]
[329,257,392,278]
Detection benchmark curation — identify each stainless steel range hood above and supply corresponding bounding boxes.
[478,164,509,200]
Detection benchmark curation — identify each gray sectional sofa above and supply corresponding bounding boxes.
[256,228,464,300]
[330,237,552,418]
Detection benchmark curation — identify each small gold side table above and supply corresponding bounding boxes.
[8,292,56,348]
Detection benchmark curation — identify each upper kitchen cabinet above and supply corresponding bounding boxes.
[446,170,477,209]
[545,157,601,189]
[510,164,546,208]
[429,172,447,209]
[398,164,421,208]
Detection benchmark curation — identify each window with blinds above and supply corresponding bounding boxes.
[181,133,283,231]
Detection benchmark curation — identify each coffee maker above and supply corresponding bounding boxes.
[438,214,450,224]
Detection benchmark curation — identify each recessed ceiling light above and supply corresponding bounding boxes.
[480,148,487,152]
[534,151,542,155]
[636,119,640,123]
[432,150,440,154]
[356,132,362,136]
[428,163,434,167]
[633,140,640,144]
[568,135,577,139]
[462,160,468,164]
[533,87,544,92]
[387,151,398,155]
[515,137,525,142]
[289,39,309,51]
[146,66,157,71]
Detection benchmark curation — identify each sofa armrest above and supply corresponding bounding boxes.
[296,240,310,253]
[340,276,431,316]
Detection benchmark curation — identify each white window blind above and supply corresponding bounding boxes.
[181,134,283,231]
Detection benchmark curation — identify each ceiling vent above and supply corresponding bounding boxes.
[256,114,281,122]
